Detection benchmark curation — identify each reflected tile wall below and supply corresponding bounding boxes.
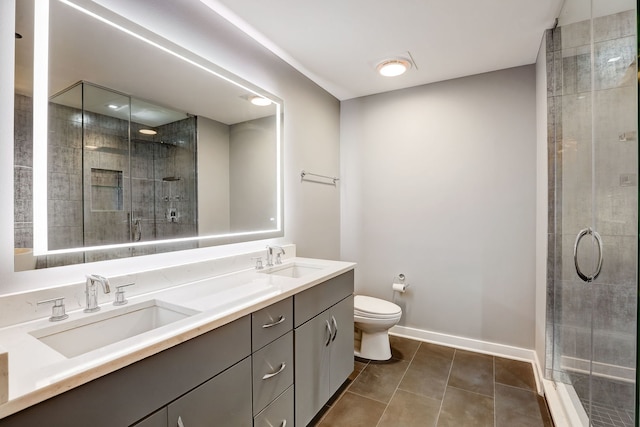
[13,92,198,267]
[13,94,33,250]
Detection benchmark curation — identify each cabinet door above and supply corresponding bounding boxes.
[294,313,332,427]
[168,358,252,427]
[329,295,354,396]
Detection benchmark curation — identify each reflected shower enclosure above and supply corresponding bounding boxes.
[47,82,198,264]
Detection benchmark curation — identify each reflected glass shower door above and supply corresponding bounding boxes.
[548,0,638,425]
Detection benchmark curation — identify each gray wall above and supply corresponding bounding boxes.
[340,66,537,349]
[1,0,340,291]
[229,116,277,232]
[197,116,231,236]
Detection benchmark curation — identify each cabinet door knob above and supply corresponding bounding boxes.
[324,320,332,346]
[262,315,285,328]
[262,362,287,380]
[331,316,338,342]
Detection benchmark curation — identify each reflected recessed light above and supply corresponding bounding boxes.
[139,129,157,135]
[250,96,272,106]
[608,56,622,63]
[107,104,119,109]
[377,59,411,77]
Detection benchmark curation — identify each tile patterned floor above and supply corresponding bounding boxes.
[310,336,554,427]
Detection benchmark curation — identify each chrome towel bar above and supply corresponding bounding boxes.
[300,170,340,185]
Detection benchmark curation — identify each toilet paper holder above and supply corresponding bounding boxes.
[392,274,409,292]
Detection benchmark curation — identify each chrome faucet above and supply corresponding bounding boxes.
[266,245,285,267]
[84,274,111,313]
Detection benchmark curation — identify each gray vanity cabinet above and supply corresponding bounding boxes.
[0,316,252,427]
[294,271,354,427]
[0,271,355,427]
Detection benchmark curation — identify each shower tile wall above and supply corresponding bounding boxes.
[546,9,637,424]
[82,109,131,249]
[149,117,197,242]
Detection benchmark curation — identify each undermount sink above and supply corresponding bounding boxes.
[263,262,325,279]
[30,299,199,358]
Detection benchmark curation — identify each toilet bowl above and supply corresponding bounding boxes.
[354,295,402,361]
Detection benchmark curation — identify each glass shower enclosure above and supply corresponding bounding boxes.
[46,81,198,266]
[546,0,638,426]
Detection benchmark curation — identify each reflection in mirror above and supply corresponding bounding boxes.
[14,0,283,270]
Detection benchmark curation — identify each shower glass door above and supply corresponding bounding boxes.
[547,0,637,425]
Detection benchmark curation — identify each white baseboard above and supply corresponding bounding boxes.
[390,325,536,363]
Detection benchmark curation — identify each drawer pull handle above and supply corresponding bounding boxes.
[262,315,286,329]
[325,320,332,346]
[262,362,287,380]
[331,316,338,342]
[177,415,185,427]
[280,420,287,427]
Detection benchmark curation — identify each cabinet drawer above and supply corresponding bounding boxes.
[168,357,252,427]
[252,331,294,415]
[252,297,293,351]
[254,386,294,427]
[294,270,354,327]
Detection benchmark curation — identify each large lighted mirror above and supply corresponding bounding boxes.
[14,0,283,270]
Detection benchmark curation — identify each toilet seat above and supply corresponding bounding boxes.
[354,295,401,317]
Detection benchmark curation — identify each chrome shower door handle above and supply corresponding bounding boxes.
[573,227,604,282]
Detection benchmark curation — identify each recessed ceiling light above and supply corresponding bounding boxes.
[250,96,272,106]
[377,59,411,77]
[139,129,157,135]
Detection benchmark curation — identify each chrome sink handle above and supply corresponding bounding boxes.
[113,283,135,306]
[37,297,69,322]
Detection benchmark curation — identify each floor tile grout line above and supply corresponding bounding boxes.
[374,342,420,427]
[445,384,496,399]
[434,348,457,426]
[346,389,392,406]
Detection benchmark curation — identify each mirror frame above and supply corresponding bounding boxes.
[31,0,284,257]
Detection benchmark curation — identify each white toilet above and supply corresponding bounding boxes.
[353,295,402,361]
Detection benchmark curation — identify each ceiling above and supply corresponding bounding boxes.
[200,0,564,100]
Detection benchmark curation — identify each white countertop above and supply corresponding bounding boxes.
[0,257,356,419]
